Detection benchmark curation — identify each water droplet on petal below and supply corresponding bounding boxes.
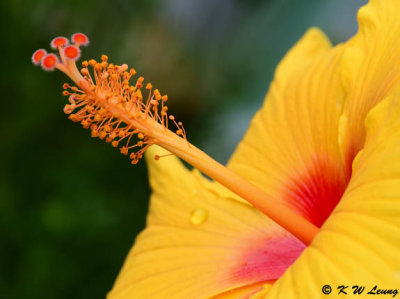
[190,208,208,225]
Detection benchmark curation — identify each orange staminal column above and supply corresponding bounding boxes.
[32,33,319,245]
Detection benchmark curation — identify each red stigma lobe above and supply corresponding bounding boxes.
[63,45,81,60]
[71,33,89,46]
[41,53,59,71]
[50,36,69,49]
[32,49,47,65]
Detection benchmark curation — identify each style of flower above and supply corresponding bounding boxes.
[33,0,400,298]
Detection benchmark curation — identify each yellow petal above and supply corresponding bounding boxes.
[228,28,347,227]
[211,281,271,299]
[340,0,400,173]
[249,284,272,299]
[107,146,304,298]
[265,87,400,297]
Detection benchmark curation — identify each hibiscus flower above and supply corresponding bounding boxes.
[33,0,400,297]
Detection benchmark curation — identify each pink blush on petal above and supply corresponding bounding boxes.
[231,234,305,282]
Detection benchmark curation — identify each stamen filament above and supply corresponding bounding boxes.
[76,75,319,244]
[32,33,319,245]
[146,121,319,245]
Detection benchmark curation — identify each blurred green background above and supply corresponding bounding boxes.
[1,0,365,298]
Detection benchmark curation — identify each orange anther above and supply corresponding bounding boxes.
[81,120,90,128]
[135,90,143,100]
[81,68,89,76]
[120,64,128,72]
[99,131,107,140]
[101,72,109,80]
[69,114,81,122]
[120,147,128,155]
[64,104,74,114]
[95,63,102,71]
[91,130,99,138]
[118,130,126,137]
